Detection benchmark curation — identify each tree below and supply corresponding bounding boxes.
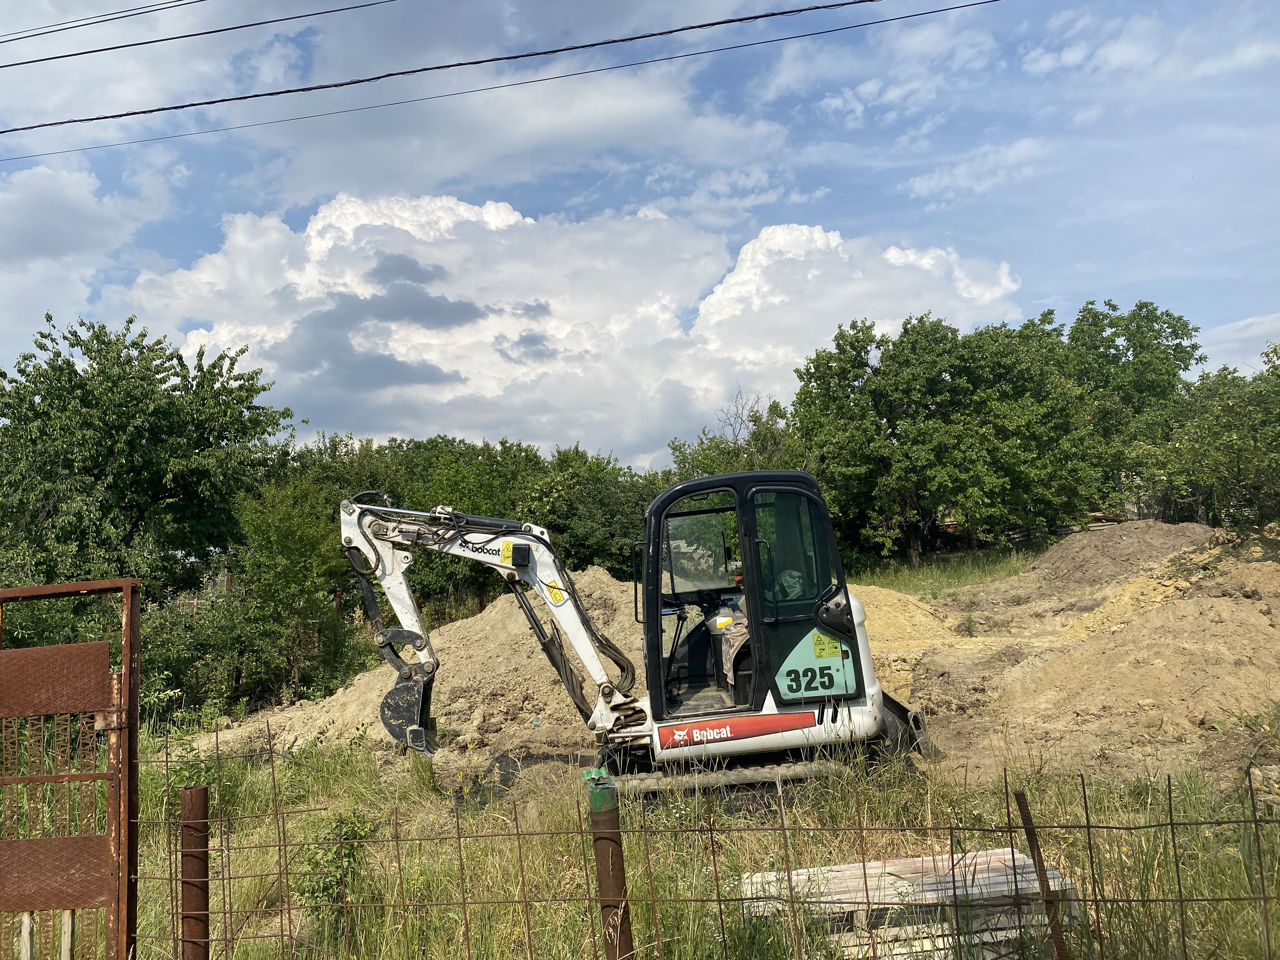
[952,313,1100,535]
[234,476,367,701]
[793,315,974,563]
[1135,355,1280,526]
[793,312,1108,564]
[790,319,883,555]
[668,387,805,480]
[520,445,666,578]
[0,315,290,594]
[1066,299,1204,509]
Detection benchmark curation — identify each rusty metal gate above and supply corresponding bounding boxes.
[0,581,139,960]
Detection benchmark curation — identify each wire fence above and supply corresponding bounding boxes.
[119,729,1280,960]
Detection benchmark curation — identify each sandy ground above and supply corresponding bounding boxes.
[211,521,1280,790]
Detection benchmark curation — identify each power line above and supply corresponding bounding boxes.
[0,0,1004,163]
[0,0,398,72]
[1,1,209,45]
[0,0,889,136]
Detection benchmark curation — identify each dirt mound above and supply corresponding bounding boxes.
[1029,520,1217,589]
[921,550,1280,781]
[214,522,1279,789]
[854,584,955,700]
[212,566,644,784]
[934,520,1219,639]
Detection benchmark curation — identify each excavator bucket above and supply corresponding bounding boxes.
[380,670,438,754]
[882,692,940,760]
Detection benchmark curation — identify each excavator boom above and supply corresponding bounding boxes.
[340,496,649,754]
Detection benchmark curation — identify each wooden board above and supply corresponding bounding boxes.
[742,848,1078,959]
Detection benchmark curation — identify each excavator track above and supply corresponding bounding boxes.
[618,759,847,794]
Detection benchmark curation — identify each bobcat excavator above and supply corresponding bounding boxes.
[341,470,929,783]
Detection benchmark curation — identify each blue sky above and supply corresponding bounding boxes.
[1,0,1277,463]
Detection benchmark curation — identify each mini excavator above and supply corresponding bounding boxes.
[342,470,929,782]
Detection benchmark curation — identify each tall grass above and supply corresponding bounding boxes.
[852,546,1042,599]
[133,730,1279,960]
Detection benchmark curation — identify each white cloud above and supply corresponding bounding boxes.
[1199,312,1280,374]
[893,113,946,152]
[1020,11,1278,84]
[905,138,1051,202]
[1047,10,1096,37]
[1,2,786,225]
[98,193,1024,464]
[758,11,997,127]
[817,88,867,129]
[1071,104,1104,126]
[882,246,1019,305]
[0,158,174,347]
[1190,40,1280,78]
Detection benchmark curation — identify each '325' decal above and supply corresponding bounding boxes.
[783,666,836,694]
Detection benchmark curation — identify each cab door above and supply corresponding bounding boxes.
[745,487,862,706]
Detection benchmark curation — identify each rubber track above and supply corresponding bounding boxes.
[618,759,845,794]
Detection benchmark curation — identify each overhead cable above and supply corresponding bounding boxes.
[0,0,1004,159]
[0,0,890,136]
[0,0,207,45]
[0,0,399,72]
[0,0,1002,159]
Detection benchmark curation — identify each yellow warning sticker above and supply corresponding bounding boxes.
[546,580,566,605]
[500,541,512,565]
[812,633,842,659]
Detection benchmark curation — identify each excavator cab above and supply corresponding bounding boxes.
[641,471,864,724]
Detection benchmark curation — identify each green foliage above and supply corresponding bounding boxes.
[521,445,666,578]
[1135,357,1280,526]
[235,476,373,702]
[1067,298,1204,505]
[793,314,1097,563]
[0,315,290,596]
[295,808,375,944]
[139,586,265,715]
[789,300,1221,565]
[669,387,805,480]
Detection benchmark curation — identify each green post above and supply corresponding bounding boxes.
[583,768,634,960]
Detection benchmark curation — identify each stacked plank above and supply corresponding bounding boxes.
[741,848,1078,959]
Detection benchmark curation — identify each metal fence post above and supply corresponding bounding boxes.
[180,786,211,960]
[583,768,635,960]
[1013,789,1069,960]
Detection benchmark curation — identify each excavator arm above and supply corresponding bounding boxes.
[340,495,648,754]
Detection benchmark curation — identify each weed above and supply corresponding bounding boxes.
[295,809,375,946]
[855,547,1041,599]
[133,727,1280,959]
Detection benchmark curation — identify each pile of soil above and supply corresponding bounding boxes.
[1029,520,1219,589]
[917,532,1280,782]
[213,567,644,783]
[932,520,1219,639]
[211,568,958,783]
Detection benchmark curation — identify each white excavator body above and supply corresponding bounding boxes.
[340,470,928,779]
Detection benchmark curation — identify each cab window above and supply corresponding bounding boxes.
[753,490,836,618]
[658,490,754,715]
